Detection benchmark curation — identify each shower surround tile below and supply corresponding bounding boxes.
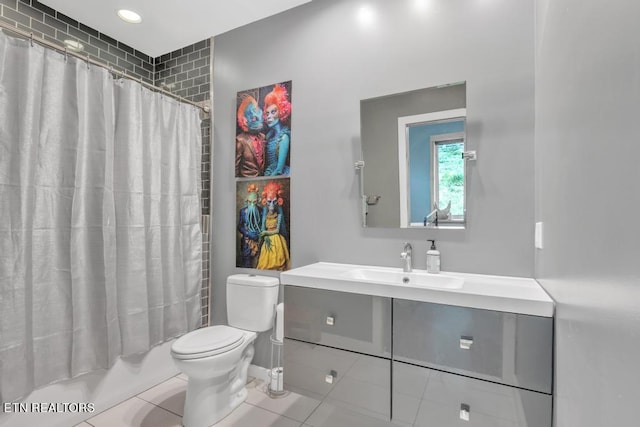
[154,40,210,103]
[0,0,154,84]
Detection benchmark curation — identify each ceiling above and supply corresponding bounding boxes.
[40,0,312,58]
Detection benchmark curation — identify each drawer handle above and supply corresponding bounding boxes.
[326,316,335,326]
[460,336,474,350]
[325,370,337,384]
[460,403,470,421]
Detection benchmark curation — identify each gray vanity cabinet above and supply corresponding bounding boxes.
[393,362,552,426]
[284,285,392,357]
[283,286,392,419]
[392,299,553,426]
[283,287,554,427]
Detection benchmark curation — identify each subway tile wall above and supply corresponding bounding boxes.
[1,0,212,327]
[1,0,154,83]
[154,39,211,104]
[155,42,212,328]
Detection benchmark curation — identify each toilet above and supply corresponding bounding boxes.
[171,274,279,427]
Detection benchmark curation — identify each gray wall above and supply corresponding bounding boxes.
[212,0,535,365]
[535,0,640,426]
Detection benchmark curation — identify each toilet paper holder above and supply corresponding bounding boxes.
[268,303,286,397]
[268,335,285,397]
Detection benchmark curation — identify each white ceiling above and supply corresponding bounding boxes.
[40,0,312,58]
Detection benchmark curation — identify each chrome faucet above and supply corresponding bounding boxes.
[400,242,413,273]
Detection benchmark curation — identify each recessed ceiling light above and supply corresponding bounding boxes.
[117,9,142,24]
[356,5,377,27]
[63,39,84,52]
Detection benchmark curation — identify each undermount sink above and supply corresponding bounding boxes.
[341,268,464,289]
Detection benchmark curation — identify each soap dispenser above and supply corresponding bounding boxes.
[426,240,440,274]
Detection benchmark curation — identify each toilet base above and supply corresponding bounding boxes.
[182,377,247,427]
[179,343,255,427]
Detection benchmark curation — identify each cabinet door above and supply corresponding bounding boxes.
[393,299,553,393]
[284,339,391,419]
[284,286,392,357]
[393,361,552,427]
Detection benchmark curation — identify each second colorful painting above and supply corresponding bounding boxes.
[236,178,291,271]
[235,81,292,178]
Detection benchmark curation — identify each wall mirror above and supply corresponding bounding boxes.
[359,82,468,228]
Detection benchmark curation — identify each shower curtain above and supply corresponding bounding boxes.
[0,32,202,401]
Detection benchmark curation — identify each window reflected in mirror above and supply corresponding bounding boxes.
[432,128,465,222]
[399,109,466,228]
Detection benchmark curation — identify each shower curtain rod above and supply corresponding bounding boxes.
[0,22,210,113]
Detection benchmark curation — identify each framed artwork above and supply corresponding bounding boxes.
[236,178,291,271]
[235,81,292,178]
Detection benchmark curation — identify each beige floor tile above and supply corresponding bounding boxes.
[137,377,186,416]
[73,423,93,427]
[86,396,182,427]
[214,402,302,427]
[305,402,398,427]
[325,371,390,419]
[245,380,321,422]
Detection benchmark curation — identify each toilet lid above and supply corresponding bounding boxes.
[171,325,245,358]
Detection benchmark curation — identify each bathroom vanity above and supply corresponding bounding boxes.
[280,262,554,427]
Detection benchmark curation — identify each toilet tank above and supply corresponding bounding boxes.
[227,274,279,332]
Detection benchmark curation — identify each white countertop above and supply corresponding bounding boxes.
[280,262,554,317]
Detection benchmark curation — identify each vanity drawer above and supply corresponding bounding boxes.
[393,299,553,393]
[284,286,392,357]
[393,361,552,427]
[284,339,391,419]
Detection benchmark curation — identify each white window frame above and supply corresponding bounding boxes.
[398,108,466,228]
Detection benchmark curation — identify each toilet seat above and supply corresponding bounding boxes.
[171,325,245,360]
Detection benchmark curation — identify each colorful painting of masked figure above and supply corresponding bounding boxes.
[261,83,291,176]
[256,180,291,271]
[235,94,266,177]
[236,183,262,268]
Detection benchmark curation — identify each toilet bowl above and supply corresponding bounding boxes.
[172,326,256,427]
[171,274,279,427]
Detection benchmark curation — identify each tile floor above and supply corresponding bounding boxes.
[75,374,403,427]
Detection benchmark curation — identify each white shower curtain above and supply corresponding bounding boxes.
[0,32,202,401]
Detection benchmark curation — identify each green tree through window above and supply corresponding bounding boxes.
[436,141,464,217]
